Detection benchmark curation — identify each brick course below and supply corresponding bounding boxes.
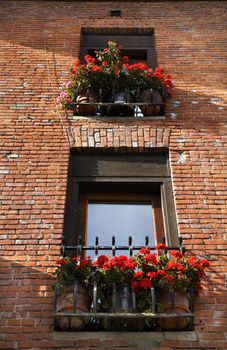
[0,1,226,349]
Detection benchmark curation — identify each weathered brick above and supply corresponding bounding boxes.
[0,1,226,350]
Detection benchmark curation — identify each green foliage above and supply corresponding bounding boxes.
[56,41,174,110]
[54,256,94,288]
[54,246,210,312]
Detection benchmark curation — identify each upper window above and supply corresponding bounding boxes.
[57,28,172,117]
[80,27,157,68]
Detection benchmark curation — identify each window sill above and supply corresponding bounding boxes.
[54,330,198,341]
[68,115,166,121]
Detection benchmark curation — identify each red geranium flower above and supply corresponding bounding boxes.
[157,270,166,276]
[72,256,79,262]
[188,256,202,270]
[167,261,186,272]
[140,277,152,289]
[134,271,143,279]
[144,253,158,265]
[122,258,136,270]
[109,255,129,268]
[84,55,96,64]
[90,65,102,73]
[71,58,81,74]
[80,258,92,268]
[169,250,183,259]
[56,257,67,265]
[155,243,167,250]
[95,255,109,268]
[131,280,140,293]
[139,247,150,255]
[200,259,210,268]
[164,274,175,285]
[147,271,158,281]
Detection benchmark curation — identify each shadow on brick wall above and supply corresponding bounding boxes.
[0,257,75,349]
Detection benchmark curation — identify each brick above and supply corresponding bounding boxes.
[1,1,227,350]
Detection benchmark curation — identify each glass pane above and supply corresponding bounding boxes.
[87,202,154,260]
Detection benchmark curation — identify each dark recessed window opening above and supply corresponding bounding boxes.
[80,28,156,67]
[63,151,178,253]
[87,48,148,63]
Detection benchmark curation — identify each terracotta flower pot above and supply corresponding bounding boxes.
[56,283,90,331]
[76,91,98,116]
[140,89,162,116]
[156,291,190,331]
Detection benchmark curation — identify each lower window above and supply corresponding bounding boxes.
[77,191,164,258]
[63,150,179,251]
[55,150,195,332]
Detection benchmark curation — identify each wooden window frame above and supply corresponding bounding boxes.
[80,28,157,68]
[76,192,164,249]
[63,151,179,253]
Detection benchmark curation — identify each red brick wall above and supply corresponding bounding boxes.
[0,1,226,349]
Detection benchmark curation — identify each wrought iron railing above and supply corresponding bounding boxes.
[54,236,194,332]
[60,235,186,257]
[73,89,165,117]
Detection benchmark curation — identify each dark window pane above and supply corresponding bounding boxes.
[87,48,147,62]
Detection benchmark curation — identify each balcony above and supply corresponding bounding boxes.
[54,237,195,332]
[72,89,165,118]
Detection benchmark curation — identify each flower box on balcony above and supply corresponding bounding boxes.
[54,242,210,332]
[57,42,173,117]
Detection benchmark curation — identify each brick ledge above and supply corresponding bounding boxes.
[69,115,166,121]
[54,331,197,342]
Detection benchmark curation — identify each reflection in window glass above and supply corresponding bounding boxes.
[87,202,154,259]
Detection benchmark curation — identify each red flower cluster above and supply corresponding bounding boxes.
[122,55,129,62]
[169,250,183,259]
[200,259,210,268]
[139,247,150,255]
[95,255,136,271]
[85,55,96,64]
[94,254,109,268]
[133,244,211,295]
[132,272,152,293]
[57,256,92,269]
[140,277,152,289]
[147,271,158,280]
[55,244,210,297]
[164,274,175,285]
[55,256,93,287]
[144,253,158,265]
[56,257,67,265]
[71,58,81,74]
[167,261,186,272]
[57,41,174,111]
[125,62,150,72]
[189,256,203,267]
[90,65,102,73]
[155,243,167,250]
[79,258,92,268]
